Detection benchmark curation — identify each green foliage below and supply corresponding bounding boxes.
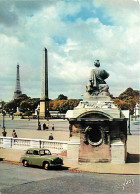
[3,88,139,116]
[118,88,139,114]
[4,100,18,113]
[57,94,68,100]
[3,94,39,113]
[113,98,129,110]
[23,111,32,116]
[49,99,81,113]
[16,94,29,100]
[4,94,30,113]
[20,98,39,113]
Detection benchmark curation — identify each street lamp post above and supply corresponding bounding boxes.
[2,110,6,129]
[37,110,41,130]
[128,110,131,135]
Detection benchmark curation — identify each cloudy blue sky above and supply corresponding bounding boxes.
[0,0,139,101]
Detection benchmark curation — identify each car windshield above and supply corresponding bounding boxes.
[39,149,51,155]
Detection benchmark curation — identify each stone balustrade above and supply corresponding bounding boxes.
[0,136,69,154]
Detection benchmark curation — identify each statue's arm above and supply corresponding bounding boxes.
[89,69,94,82]
[102,70,109,79]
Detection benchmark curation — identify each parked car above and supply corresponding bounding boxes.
[20,148,63,170]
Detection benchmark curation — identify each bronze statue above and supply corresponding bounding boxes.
[86,60,110,96]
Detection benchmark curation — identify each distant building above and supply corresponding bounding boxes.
[134,103,140,117]
[49,111,65,119]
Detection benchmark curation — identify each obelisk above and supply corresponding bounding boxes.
[40,48,49,119]
[13,64,22,99]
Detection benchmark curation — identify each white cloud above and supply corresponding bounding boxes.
[0,0,139,101]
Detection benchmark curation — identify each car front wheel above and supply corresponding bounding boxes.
[23,160,28,167]
[44,162,49,170]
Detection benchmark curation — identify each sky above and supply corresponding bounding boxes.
[0,0,139,102]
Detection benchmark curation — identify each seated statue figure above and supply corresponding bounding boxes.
[86,60,110,96]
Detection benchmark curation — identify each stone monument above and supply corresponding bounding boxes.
[66,60,127,163]
[13,64,22,99]
[40,48,50,119]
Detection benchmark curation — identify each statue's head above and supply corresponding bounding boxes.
[94,60,100,67]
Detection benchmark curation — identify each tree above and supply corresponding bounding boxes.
[20,98,40,113]
[57,94,68,100]
[118,88,139,114]
[3,95,40,114]
[113,98,129,110]
[4,100,17,113]
[49,99,81,113]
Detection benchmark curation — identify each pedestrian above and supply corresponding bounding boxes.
[48,133,54,140]
[46,123,49,130]
[52,124,54,131]
[12,130,17,138]
[2,128,7,137]
[43,123,46,130]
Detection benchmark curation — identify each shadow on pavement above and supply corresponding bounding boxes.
[49,166,69,171]
[26,165,69,171]
[126,153,140,163]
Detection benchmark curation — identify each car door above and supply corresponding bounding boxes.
[25,150,33,165]
[31,150,40,166]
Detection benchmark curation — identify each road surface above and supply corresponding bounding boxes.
[0,163,139,194]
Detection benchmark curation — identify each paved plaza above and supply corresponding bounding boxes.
[0,116,140,175]
[0,116,69,131]
[0,116,69,140]
[0,116,139,139]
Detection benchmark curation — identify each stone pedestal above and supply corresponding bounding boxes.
[111,139,127,163]
[66,100,127,164]
[39,101,46,118]
[67,140,80,163]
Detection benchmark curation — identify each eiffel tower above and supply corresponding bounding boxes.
[13,64,22,99]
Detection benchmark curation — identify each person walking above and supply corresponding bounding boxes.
[12,130,17,138]
[48,133,54,140]
[43,123,46,130]
[46,123,49,130]
[2,128,7,137]
[52,124,54,131]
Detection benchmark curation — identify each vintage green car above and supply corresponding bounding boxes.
[20,148,63,170]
